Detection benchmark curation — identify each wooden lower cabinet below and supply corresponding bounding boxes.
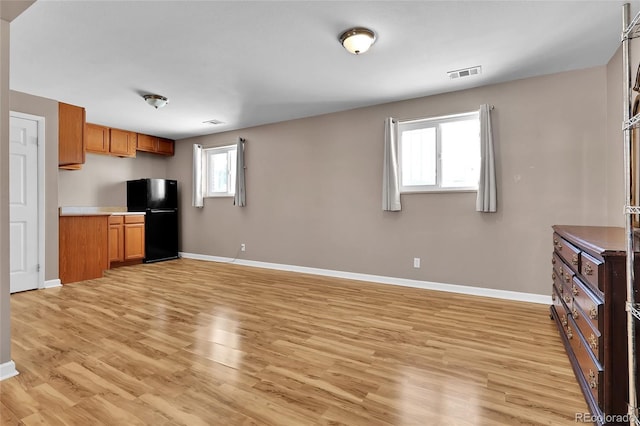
[59,215,108,284]
[108,215,124,262]
[109,214,145,266]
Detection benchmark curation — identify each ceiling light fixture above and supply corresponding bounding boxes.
[339,27,376,55]
[143,94,169,109]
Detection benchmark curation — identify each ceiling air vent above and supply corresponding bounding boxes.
[203,119,225,125]
[447,66,482,79]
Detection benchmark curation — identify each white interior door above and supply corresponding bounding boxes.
[10,116,39,293]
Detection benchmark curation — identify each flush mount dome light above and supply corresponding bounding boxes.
[143,94,169,109]
[339,27,376,55]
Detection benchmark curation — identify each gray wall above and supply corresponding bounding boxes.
[58,152,169,206]
[1,17,10,365]
[10,90,59,281]
[168,66,609,296]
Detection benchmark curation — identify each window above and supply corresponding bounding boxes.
[399,112,480,192]
[204,144,236,197]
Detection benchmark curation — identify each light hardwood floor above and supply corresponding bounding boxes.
[1,259,587,425]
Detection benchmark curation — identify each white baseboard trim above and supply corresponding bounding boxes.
[179,252,551,305]
[0,361,19,381]
[43,279,62,289]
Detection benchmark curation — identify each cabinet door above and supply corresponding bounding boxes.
[108,223,124,263]
[110,128,137,158]
[137,134,158,152]
[58,102,85,166]
[124,222,145,260]
[59,216,108,284]
[86,123,110,154]
[157,138,175,156]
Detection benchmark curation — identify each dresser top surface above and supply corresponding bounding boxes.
[553,225,634,257]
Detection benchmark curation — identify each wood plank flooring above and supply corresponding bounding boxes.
[1,259,587,425]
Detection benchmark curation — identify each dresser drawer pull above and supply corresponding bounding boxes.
[552,257,556,265]
[564,273,571,283]
[589,306,598,320]
[554,239,563,250]
[564,295,572,304]
[589,334,598,352]
[572,283,579,297]
[583,263,593,275]
[572,308,579,320]
[552,272,556,281]
[561,315,568,327]
[588,370,597,389]
[571,254,579,266]
[567,325,573,340]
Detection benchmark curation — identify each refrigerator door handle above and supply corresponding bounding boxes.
[149,209,177,213]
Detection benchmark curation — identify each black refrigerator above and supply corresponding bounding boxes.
[127,178,179,263]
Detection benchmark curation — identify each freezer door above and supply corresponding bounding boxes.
[148,179,178,210]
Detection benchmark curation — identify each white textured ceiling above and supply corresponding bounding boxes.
[10,0,640,140]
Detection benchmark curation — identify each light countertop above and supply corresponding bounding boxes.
[59,207,145,216]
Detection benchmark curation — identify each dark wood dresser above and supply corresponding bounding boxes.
[551,225,639,425]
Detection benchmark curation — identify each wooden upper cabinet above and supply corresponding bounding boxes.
[58,102,86,167]
[137,133,175,156]
[86,123,137,158]
[157,138,175,156]
[86,123,110,154]
[137,133,157,152]
[110,128,137,158]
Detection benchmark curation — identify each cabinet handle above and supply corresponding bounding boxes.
[572,308,579,320]
[567,325,573,340]
[564,295,572,304]
[589,306,598,320]
[561,315,568,327]
[552,257,556,265]
[588,370,597,389]
[564,273,571,283]
[583,263,593,275]
[552,272,556,281]
[572,254,579,266]
[589,334,598,352]
[572,283,579,296]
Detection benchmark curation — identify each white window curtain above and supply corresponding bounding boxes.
[234,137,246,207]
[476,104,497,212]
[382,117,402,211]
[192,143,204,208]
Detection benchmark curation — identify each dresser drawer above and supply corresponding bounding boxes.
[562,263,575,305]
[553,233,580,270]
[567,315,603,408]
[580,252,603,293]
[572,302,603,364]
[572,277,603,333]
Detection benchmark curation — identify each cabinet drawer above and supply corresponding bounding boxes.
[572,301,603,364]
[552,285,571,338]
[553,233,580,270]
[124,215,145,224]
[567,315,603,408]
[572,277,603,333]
[108,215,124,225]
[580,252,603,292]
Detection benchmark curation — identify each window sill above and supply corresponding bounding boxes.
[401,189,477,194]
[204,194,234,198]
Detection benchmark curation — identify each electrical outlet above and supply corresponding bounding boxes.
[241,243,246,252]
[413,257,421,268]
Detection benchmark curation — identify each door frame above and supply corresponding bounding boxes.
[10,111,45,290]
